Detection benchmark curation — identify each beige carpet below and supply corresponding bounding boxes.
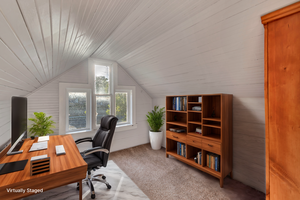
[110,144,265,200]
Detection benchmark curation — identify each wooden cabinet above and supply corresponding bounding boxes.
[262,2,300,199]
[165,94,232,187]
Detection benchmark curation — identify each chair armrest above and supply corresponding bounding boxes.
[83,146,109,156]
[75,137,93,144]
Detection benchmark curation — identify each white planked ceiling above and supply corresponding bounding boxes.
[93,0,298,98]
[0,0,140,99]
[0,0,297,100]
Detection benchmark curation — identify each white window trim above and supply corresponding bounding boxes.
[65,88,91,133]
[59,83,92,135]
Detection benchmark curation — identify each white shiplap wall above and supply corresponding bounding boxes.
[0,99,11,151]
[26,59,152,152]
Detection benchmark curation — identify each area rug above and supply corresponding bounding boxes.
[22,160,149,200]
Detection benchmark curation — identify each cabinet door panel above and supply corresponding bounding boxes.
[268,12,300,199]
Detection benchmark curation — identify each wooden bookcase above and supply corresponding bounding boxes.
[165,94,233,187]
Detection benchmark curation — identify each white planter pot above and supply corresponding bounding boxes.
[149,131,163,150]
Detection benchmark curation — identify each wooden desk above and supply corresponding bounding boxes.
[0,135,87,200]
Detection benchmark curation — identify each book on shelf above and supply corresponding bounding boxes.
[211,154,215,170]
[173,98,176,110]
[169,127,186,133]
[197,151,202,165]
[206,153,220,172]
[215,154,220,172]
[177,142,186,157]
[198,96,202,103]
[173,97,187,111]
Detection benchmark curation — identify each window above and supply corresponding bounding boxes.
[59,85,91,134]
[68,92,87,131]
[92,63,135,127]
[115,89,132,126]
[94,65,111,126]
[59,58,137,135]
[115,92,128,123]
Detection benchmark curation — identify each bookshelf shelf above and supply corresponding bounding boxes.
[166,94,232,188]
[203,166,221,177]
[187,132,202,138]
[166,122,187,127]
[203,124,221,129]
[166,110,187,113]
[188,110,202,113]
[189,121,202,125]
[202,134,221,142]
[203,118,221,122]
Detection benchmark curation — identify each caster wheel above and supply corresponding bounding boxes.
[106,184,111,189]
[102,176,106,180]
[91,194,95,199]
[76,187,79,190]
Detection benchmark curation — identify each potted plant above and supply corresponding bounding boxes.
[28,112,55,138]
[146,106,165,150]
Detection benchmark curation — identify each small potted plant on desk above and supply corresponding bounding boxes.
[28,112,55,139]
[146,106,165,150]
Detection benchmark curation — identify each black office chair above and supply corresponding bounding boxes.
[75,115,118,199]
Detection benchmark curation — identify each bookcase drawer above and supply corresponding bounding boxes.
[186,135,202,148]
[166,131,186,142]
[202,139,221,154]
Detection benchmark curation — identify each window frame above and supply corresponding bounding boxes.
[65,88,91,133]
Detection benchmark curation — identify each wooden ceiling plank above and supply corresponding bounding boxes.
[35,0,53,79]
[55,0,80,76]
[82,0,141,61]
[0,0,47,84]
[0,42,42,90]
[64,0,102,69]
[59,0,87,75]
[49,0,61,77]
[17,0,50,80]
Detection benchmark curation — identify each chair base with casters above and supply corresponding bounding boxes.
[75,115,118,199]
[77,169,111,199]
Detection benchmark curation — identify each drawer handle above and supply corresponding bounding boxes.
[193,140,195,142]
[208,144,213,147]
[173,136,178,139]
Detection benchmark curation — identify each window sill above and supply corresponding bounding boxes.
[66,129,93,135]
[64,124,137,135]
[116,124,137,132]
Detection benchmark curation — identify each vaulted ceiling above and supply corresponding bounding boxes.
[0,0,297,100]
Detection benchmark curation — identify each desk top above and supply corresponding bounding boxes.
[0,135,87,188]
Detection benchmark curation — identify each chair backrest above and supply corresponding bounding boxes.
[92,115,118,167]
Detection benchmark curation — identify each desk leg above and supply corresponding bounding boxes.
[79,180,82,200]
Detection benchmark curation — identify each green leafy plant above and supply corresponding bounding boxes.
[29,112,55,137]
[146,106,165,132]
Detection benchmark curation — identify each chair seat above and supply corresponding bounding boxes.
[81,153,103,170]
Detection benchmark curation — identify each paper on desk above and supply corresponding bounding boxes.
[38,136,49,142]
[31,154,48,161]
